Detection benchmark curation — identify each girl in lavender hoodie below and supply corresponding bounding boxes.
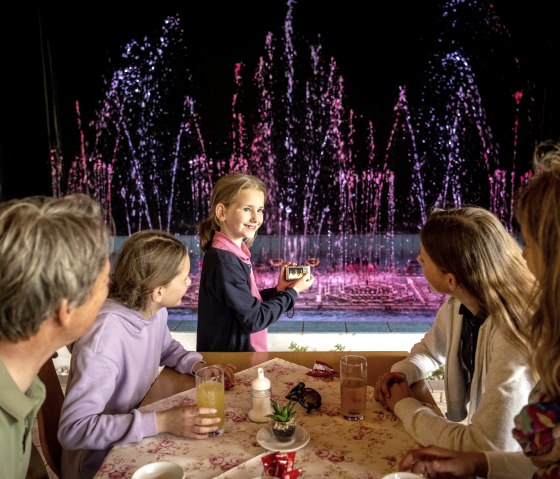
[196,173,315,352]
[58,230,235,479]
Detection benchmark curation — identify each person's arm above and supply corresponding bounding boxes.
[393,326,534,451]
[399,448,535,479]
[484,450,536,479]
[375,300,453,407]
[218,260,297,333]
[158,310,204,373]
[259,287,278,301]
[399,446,488,478]
[58,349,156,451]
[390,299,453,383]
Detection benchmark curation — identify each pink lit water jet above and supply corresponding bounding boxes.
[51,1,534,311]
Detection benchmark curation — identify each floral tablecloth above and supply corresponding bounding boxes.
[94,358,418,479]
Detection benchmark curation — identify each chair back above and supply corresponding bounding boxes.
[37,356,64,478]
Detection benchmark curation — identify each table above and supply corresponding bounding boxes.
[94,356,422,479]
[142,351,437,409]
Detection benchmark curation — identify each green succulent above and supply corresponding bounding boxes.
[266,400,297,423]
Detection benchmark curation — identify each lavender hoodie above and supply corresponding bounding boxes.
[58,299,203,479]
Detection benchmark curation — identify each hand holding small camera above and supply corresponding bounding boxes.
[277,262,315,294]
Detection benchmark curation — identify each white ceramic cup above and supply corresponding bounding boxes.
[381,472,424,479]
[131,461,185,479]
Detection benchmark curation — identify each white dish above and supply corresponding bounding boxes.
[381,473,424,479]
[256,425,310,452]
[131,461,185,479]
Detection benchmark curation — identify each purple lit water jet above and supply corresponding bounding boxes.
[50,1,535,311]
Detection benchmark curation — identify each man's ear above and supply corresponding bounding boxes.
[446,273,458,292]
[215,203,225,222]
[55,299,72,328]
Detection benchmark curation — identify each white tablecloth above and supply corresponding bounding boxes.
[94,358,418,478]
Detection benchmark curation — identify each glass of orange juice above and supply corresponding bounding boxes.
[195,366,225,436]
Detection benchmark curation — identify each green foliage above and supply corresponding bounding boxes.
[288,341,345,352]
[425,364,445,380]
[267,400,297,422]
[288,341,309,352]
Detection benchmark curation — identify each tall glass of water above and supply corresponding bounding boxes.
[340,355,367,420]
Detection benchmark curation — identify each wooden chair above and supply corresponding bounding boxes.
[37,355,64,478]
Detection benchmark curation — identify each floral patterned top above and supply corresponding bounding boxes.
[512,381,560,479]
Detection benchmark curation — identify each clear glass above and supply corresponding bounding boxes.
[340,355,367,420]
[195,366,225,436]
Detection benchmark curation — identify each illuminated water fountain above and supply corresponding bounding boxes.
[51,1,534,312]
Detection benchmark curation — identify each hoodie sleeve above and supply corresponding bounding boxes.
[159,316,203,374]
[58,348,157,451]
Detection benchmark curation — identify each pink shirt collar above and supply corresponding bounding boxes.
[212,231,252,263]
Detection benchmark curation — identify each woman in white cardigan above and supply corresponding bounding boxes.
[397,154,560,478]
[375,206,536,453]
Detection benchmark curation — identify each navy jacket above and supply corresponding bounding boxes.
[196,248,297,351]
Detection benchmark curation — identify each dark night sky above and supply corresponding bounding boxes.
[1,1,559,201]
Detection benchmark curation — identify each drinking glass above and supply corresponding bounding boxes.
[195,366,225,436]
[340,355,367,420]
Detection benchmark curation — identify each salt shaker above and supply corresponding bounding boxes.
[248,367,273,422]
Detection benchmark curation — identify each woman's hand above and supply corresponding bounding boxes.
[374,371,407,408]
[399,446,488,478]
[385,380,413,411]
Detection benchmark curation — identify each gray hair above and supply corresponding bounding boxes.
[0,194,110,341]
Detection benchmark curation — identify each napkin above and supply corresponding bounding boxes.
[306,360,336,379]
[261,451,302,478]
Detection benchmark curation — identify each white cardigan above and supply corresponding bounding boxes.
[484,450,536,478]
[391,296,535,452]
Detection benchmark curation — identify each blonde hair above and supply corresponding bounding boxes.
[198,172,268,252]
[421,206,535,352]
[515,164,560,396]
[532,139,560,173]
[0,194,109,341]
[109,230,188,312]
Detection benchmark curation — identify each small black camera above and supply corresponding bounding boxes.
[285,265,310,281]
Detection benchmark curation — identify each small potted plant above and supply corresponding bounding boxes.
[267,400,297,442]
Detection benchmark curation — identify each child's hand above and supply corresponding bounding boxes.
[277,262,315,294]
[155,405,220,439]
[209,363,236,384]
[276,262,296,291]
[289,269,315,294]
